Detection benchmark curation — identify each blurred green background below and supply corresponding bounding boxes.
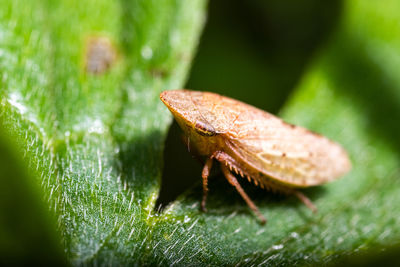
[2,0,400,265]
[188,0,341,112]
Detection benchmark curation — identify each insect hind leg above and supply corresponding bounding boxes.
[220,163,267,225]
[293,190,318,213]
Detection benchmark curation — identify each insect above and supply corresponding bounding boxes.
[160,90,351,224]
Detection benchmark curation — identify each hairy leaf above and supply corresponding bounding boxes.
[1,0,400,265]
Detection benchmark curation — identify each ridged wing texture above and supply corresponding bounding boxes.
[226,111,351,187]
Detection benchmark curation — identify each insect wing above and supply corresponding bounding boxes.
[222,103,351,187]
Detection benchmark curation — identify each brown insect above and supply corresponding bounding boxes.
[160,90,351,224]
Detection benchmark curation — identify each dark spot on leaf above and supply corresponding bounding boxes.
[150,68,169,79]
[85,36,117,74]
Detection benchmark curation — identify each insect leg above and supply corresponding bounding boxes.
[220,164,267,225]
[293,191,318,213]
[201,157,214,212]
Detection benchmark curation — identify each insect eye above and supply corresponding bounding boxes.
[194,121,216,136]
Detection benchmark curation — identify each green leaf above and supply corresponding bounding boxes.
[1,0,206,264]
[1,0,400,265]
[0,117,66,265]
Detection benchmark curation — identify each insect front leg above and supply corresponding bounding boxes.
[220,163,267,225]
[201,157,214,212]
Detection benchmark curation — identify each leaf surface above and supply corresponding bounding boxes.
[1,0,400,265]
